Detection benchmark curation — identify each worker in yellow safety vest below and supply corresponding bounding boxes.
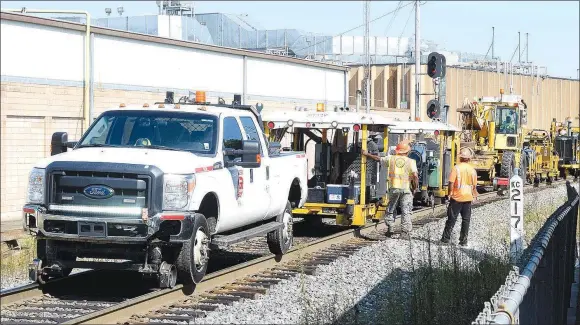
[363,141,419,240]
[440,147,478,247]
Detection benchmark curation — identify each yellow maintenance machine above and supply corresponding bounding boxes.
[553,119,580,179]
[387,121,461,206]
[457,90,528,193]
[521,122,560,185]
[261,105,393,227]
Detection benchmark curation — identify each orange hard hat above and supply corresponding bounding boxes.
[395,141,411,154]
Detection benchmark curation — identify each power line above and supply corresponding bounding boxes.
[384,1,403,36]
[295,1,415,53]
[398,5,414,40]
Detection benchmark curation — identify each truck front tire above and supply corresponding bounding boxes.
[267,201,294,255]
[176,214,210,285]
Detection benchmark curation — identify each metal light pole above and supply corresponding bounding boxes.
[363,0,371,113]
[414,0,420,120]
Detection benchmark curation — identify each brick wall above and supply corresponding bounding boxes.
[1,82,86,221]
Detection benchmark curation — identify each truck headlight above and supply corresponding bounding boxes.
[163,174,195,210]
[27,168,45,204]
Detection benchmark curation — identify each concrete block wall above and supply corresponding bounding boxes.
[347,64,580,129]
[0,82,85,220]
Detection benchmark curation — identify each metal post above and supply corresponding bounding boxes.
[363,0,371,113]
[492,27,495,60]
[414,0,420,120]
[89,33,94,123]
[314,34,316,57]
[518,31,521,64]
[439,77,447,122]
[526,33,529,63]
[242,56,247,105]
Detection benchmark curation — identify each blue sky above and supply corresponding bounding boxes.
[3,1,579,78]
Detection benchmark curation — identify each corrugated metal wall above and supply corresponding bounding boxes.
[348,65,580,130]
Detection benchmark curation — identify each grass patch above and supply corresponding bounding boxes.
[1,236,37,284]
[409,242,511,325]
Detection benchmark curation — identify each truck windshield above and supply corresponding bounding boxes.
[77,110,218,154]
[495,106,518,135]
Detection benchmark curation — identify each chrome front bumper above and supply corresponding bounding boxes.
[23,205,195,243]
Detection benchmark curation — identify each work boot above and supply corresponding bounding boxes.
[440,237,450,244]
[459,240,468,247]
[385,230,394,238]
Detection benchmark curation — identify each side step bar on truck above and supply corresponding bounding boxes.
[211,221,283,247]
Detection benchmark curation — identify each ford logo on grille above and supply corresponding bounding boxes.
[83,185,115,199]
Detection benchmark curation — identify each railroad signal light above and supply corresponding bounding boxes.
[427,52,446,79]
[353,124,361,132]
[426,99,441,119]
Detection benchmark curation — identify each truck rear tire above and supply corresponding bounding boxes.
[176,214,210,285]
[267,201,293,255]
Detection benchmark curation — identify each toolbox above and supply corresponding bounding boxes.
[307,187,326,203]
[326,184,360,204]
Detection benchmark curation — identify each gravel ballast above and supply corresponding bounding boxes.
[192,184,574,325]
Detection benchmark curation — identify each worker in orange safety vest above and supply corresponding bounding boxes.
[440,147,478,247]
[363,141,419,239]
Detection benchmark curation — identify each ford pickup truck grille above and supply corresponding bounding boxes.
[48,170,150,216]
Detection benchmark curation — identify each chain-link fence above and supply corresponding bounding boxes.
[473,181,580,324]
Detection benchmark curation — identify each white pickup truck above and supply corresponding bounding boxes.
[23,93,308,288]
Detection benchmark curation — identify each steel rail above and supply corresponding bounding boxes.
[1,180,565,324]
[74,181,564,325]
[0,269,92,306]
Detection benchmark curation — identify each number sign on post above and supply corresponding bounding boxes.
[510,169,524,263]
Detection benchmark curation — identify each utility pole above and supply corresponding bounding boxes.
[414,0,420,120]
[526,33,529,63]
[492,27,495,60]
[363,0,371,113]
[518,31,521,64]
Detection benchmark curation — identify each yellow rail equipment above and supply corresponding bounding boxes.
[262,106,393,227]
[457,90,528,193]
[553,119,580,179]
[522,123,560,185]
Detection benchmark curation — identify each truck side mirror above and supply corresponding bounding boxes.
[51,132,69,156]
[224,140,261,168]
[240,140,261,168]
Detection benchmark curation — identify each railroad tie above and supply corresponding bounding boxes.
[147,315,196,323]
[154,308,206,318]
[171,302,220,312]
[0,315,68,324]
[210,289,258,299]
[261,270,297,279]
[221,284,268,295]
[232,280,275,289]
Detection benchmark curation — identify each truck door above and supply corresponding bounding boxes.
[239,116,271,219]
[222,117,262,225]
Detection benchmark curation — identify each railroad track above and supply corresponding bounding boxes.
[0,180,566,325]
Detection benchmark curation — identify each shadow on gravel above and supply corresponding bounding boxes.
[329,237,511,325]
